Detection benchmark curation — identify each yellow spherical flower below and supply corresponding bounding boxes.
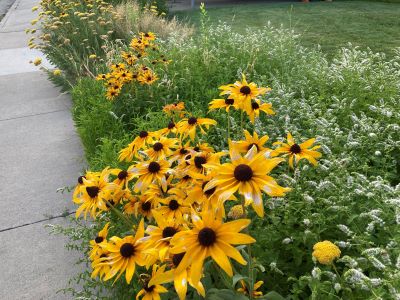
[53,69,61,76]
[99,219,147,284]
[205,143,290,217]
[312,240,341,265]
[33,57,42,66]
[227,205,244,219]
[89,54,97,59]
[272,132,322,169]
[170,210,255,285]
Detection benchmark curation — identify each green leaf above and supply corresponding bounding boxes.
[232,274,247,288]
[206,288,249,300]
[259,291,286,300]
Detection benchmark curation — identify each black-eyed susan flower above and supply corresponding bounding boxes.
[106,88,119,100]
[90,248,110,281]
[176,117,217,140]
[208,97,238,112]
[247,99,275,123]
[156,120,178,136]
[100,219,147,284]
[157,196,190,222]
[89,222,110,260]
[129,160,171,192]
[138,69,158,85]
[136,265,168,300]
[184,151,225,179]
[170,210,255,285]
[142,211,183,261]
[144,137,178,160]
[119,131,159,162]
[121,51,138,65]
[133,196,156,220]
[110,168,135,188]
[219,74,270,114]
[204,144,290,217]
[232,130,270,154]
[272,132,322,169]
[163,102,185,117]
[74,168,116,219]
[312,240,341,265]
[141,31,156,41]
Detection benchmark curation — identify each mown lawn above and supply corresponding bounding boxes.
[173,1,400,57]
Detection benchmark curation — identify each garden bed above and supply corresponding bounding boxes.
[31,0,400,299]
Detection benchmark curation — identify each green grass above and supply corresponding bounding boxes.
[174,1,400,57]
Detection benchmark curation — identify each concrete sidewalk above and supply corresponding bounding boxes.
[0,0,84,299]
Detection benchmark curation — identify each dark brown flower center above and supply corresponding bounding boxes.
[194,156,206,169]
[168,200,180,211]
[78,176,85,185]
[142,201,152,211]
[188,117,197,125]
[182,175,191,180]
[118,170,128,180]
[167,121,175,129]
[225,98,234,105]
[247,143,259,151]
[198,227,216,247]
[120,243,135,258]
[180,148,188,155]
[202,181,216,196]
[95,236,104,243]
[290,143,302,154]
[139,131,148,138]
[234,164,253,182]
[162,226,178,238]
[240,86,251,95]
[153,142,163,152]
[86,186,99,198]
[148,162,161,173]
[251,102,260,110]
[193,146,200,152]
[172,252,185,267]
[144,284,155,292]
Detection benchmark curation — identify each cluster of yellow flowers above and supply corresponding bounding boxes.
[96,32,170,100]
[73,76,324,299]
[28,0,117,50]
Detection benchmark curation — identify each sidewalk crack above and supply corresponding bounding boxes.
[0,211,75,233]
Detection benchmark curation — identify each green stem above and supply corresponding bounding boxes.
[104,199,134,228]
[227,110,231,141]
[240,110,244,137]
[241,196,254,300]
